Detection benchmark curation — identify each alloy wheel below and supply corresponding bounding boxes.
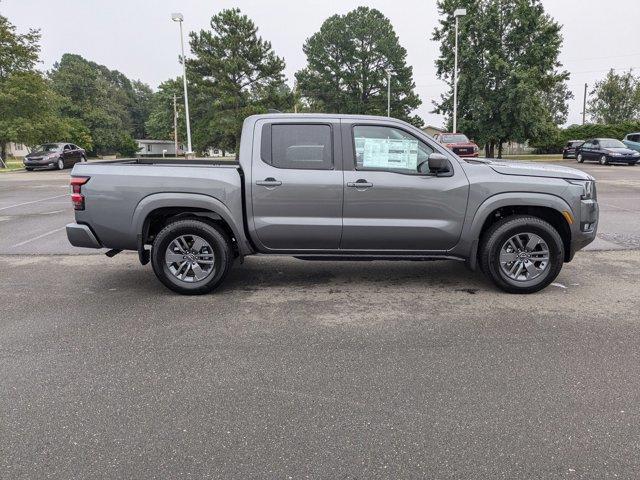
[165,234,216,283]
[499,232,550,282]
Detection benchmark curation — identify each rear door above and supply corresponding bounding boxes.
[340,120,469,252]
[250,119,343,251]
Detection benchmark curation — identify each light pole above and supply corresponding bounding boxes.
[452,8,466,133]
[171,13,193,157]
[386,70,391,117]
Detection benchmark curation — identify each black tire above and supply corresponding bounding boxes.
[151,219,233,295]
[599,155,608,165]
[81,155,87,162]
[479,215,564,294]
[576,153,584,163]
[25,167,33,171]
[57,158,65,170]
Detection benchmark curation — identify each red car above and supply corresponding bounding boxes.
[434,133,479,157]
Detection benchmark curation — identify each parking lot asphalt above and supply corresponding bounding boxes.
[1,251,640,478]
[1,159,640,477]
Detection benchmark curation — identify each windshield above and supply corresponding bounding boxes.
[34,144,61,152]
[568,141,583,147]
[441,134,470,143]
[600,139,626,149]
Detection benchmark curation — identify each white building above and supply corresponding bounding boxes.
[136,139,184,156]
[4,142,30,158]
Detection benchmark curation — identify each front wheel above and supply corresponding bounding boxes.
[81,155,87,163]
[479,215,565,294]
[577,153,584,163]
[599,155,609,165]
[151,219,234,294]
[57,158,65,170]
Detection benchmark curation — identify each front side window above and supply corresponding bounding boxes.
[353,125,434,174]
[270,124,332,170]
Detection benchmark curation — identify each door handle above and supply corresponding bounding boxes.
[347,180,373,188]
[256,178,282,187]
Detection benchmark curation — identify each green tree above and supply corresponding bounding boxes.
[0,71,92,153]
[588,69,640,124]
[295,7,422,125]
[433,0,571,157]
[49,53,151,156]
[146,78,187,145]
[0,14,40,80]
[187,8,292,154]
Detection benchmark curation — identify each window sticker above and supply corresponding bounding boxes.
[357,137,419,170]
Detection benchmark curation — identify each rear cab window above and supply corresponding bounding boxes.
[261,123,333,170]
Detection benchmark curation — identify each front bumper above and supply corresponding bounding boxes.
[24,158,57,169]
[607,155,639,164]
[568,199,598,260]
[66,223,102,249]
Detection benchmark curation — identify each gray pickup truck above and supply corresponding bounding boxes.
[66,114,598,294]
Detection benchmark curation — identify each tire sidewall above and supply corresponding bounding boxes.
[600,155,608,165]
[577,153,583,163]
[58,159,64,170]
[151,220,232,294]
[481,217,564,294]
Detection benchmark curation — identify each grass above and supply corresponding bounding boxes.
[488,154,564,162]
[0,159,25,172]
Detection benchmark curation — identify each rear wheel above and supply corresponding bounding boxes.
[151,219,233,294]
[577,153,584,163]
[479,215,564,294]
[599,155,608,165]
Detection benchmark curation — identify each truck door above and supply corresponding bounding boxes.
[340,121,469,251]
[251,119,343,251]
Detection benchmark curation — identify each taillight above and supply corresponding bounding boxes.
[70,176,90,210]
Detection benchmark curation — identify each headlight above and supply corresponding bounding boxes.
[567,180,596,200]
[611,152,622,156]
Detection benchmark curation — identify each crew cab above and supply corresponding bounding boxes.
[433,132,479,157]
[67,114,598,294]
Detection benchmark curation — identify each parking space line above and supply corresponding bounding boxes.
[0,194,68,211]
[11,227,66,248]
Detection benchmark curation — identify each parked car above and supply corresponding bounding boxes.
[562,140,584,159]
[622,133,640,153]
[23,143,87,171]
[575,138,640,165]
[433,132,479,157]
[66,113,598,295]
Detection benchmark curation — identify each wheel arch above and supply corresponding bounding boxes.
[132,193,253,259]
[466,193,574,269]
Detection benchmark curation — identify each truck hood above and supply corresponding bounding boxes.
[487,160,593,180]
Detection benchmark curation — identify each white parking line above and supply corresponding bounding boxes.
[11,227,66,248]
[0,194,68,211]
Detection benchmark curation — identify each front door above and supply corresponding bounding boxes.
[340,122,469,252]
[251,120,343,251]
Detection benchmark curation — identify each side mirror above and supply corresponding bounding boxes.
[423,153,449,175]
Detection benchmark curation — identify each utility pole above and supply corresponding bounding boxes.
[173,93,179,156]
[582,83,588,125]
[387,70,391,117]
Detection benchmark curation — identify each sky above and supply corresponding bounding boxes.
[3,0,640,128]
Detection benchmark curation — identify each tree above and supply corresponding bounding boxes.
[0,14,40,80]
[0,71,92,154]
[433,0,572,157]
[187,8,292,154]
[49,53,152,156]
[295,7,422,125]
[588,69,640,124]
[146,78,187,145]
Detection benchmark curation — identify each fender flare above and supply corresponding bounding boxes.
[131,192,252,256]
[464,192,574,269]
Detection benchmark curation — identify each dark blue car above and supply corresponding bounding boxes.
[575,138,640,165]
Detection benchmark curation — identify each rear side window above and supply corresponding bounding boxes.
[628,134,639,142]
[264,124,332,170]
